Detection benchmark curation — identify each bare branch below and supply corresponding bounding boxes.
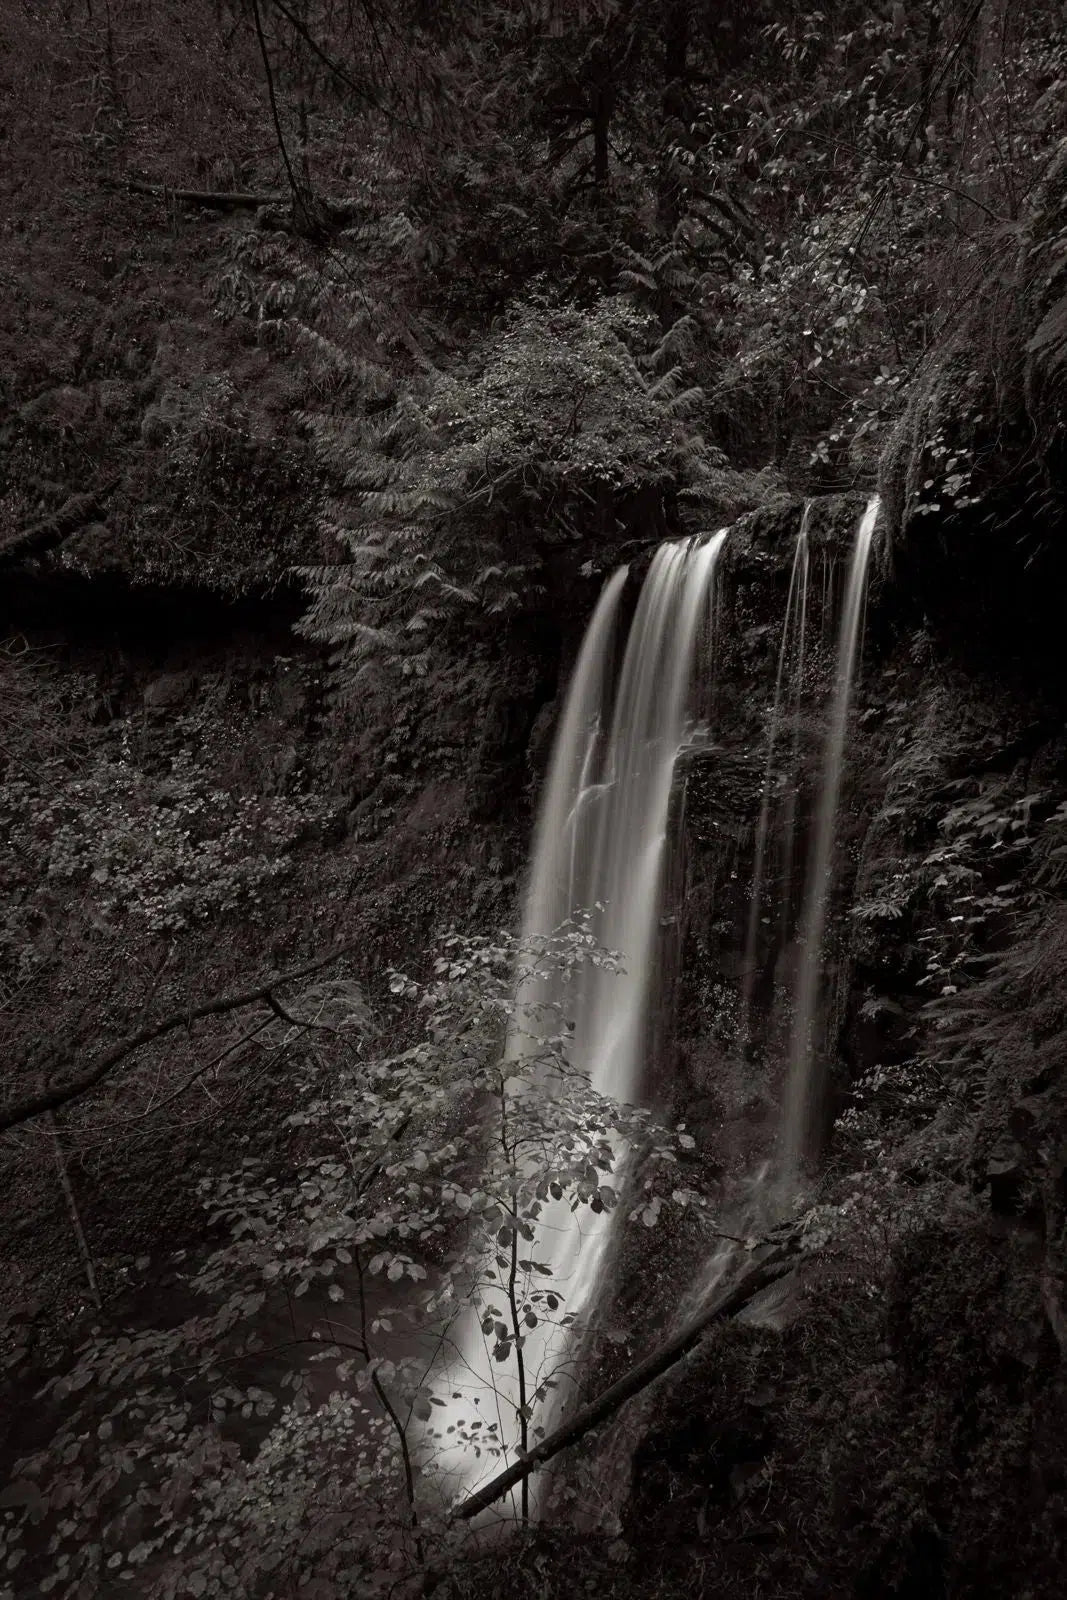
[0,941,362,1135]
[48,1112,102,1310]
[250,0,316,232]
[264,991,304,1028]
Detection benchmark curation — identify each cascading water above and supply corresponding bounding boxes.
[433,531,728,1513]
[519,564,631,954]
[777,495,879,1184]
[685,495,879,1322]
[777,518,814,945]
[740,502,812,1045]
[427,498,876,1516]
[536,532,728,1102]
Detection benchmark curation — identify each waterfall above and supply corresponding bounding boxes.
[428,499,875,1513]
[519,563,630,962]
[433,532,728,1513]
[778,496,879,1183]
[687,496,878,1322]
[526,532,728,1102]
[740,502,812,1046]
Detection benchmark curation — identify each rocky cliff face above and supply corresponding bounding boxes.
[611,499,1067,1598]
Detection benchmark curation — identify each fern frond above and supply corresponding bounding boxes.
[614,243,657,275]
[657,266,695,292]
[640,315,700,374]
[334,621,402,651]
[618,268,658,295]
[651,249,693,291]
[406,606,448,631]
[412,567,476,603]
[667,385,705,414]
[646,365,684,399]
[359,486,456,517]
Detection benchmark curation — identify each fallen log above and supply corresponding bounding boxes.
[115,179,364,223]
[0,480,119,568]
[453,1243,798,1521]
[119,179,284,211]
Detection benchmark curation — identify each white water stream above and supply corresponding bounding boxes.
[522,532,728,1101]
[426,498,877,1514]
[431,533,728,1513]
[686,495,880,1319]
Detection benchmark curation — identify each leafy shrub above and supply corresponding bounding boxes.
[0,732,324,981]
[298,296,719,695]
[0,927,708,1596]
[669,2,1067,477]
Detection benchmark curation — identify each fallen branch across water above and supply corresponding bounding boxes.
[453,1242,799,1521]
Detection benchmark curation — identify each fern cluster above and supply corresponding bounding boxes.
[294,296,720,699]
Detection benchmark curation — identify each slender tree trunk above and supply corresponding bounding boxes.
[505,1218,531,1521]
[48,1113,102,1311]
[658,1,691,229]
[297,95,312,189]
[496,1084,532,1519]
[250,0,317,233]
[455,1243,798,1521]
[663,0,690,101]
[355,1247,424,1564]
[916,5,942,164]
[592,86,612,188]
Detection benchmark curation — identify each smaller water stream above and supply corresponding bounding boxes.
[683,495,880,1323]
[778,496,878,1184]
[740,502,812,1047]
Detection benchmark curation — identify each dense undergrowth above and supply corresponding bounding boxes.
[3,2,1067,1597]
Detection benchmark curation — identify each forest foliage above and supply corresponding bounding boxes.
[2,2,1067,1597]
[7,0,1062,595]
[0,928,707,1597]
